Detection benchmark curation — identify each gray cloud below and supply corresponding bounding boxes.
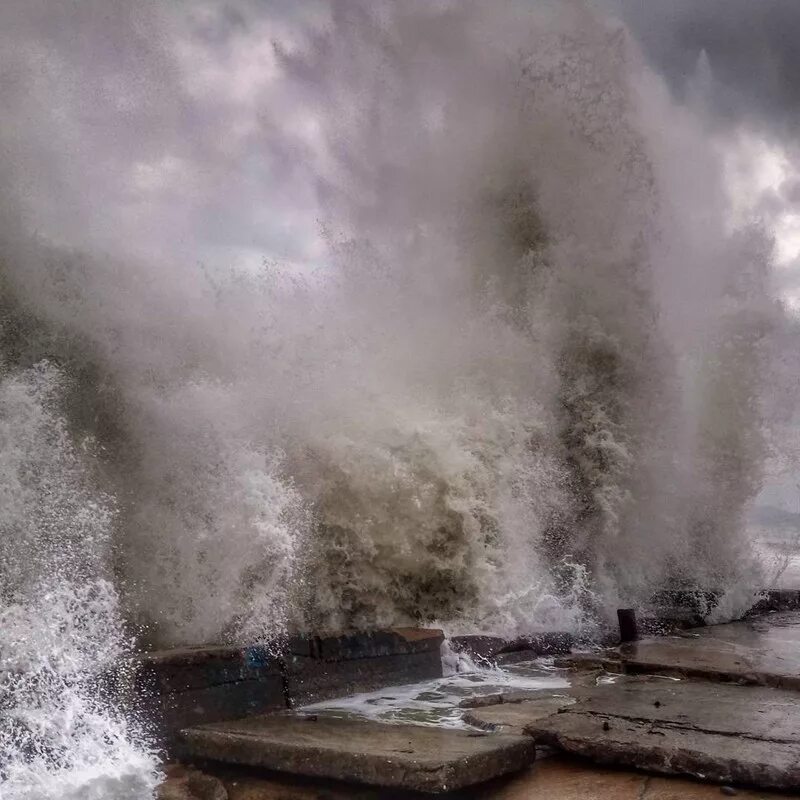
[608,0,800,135]
[3,0,800,274]
[0,0,325,268]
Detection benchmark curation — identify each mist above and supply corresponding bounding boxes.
[0,2,796,796]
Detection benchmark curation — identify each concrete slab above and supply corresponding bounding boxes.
[181,713,536,793]
[125,645,286,753]
[523,676,800,790]
[289,628,444,661]
[284,628,445,705]
[463,696,577,733]
[450,632,573,663]
[285,649,443,706]
[120,629,444,750]
[200,757,798,799]
[618,611,800,688]
[459,670,611,732]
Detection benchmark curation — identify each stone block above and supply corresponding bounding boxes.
[131,645,278,694]
[124,645,286,754]
[450,632,573,664]
[288,627,444,662]
[181,713,536,793]
[524,676,800,791]
[285,648,443,706]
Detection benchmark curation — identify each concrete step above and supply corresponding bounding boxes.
[180,713,536,793]
[128,644,286,750]
[122,628,444,753]
[285,628,444,706]
[449,632,573,664]
[521,675,800,791]
[617,610,800,688]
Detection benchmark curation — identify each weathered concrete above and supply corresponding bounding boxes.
[285,650,444,706]
[166,612,800,796]
[181,713,536,793]
[130,646,286,752]
[157,764,228,800]
[464,695,578,733]
[458,669,608,732]
[284,628,444,705]
[200,757,798,799]
[125,629,444,750]
[289,628,443,661]
[450,632,573,663]
[458,667,602,713]
[617,611,800,688]
[133,645,279,694]
[523,676,800,790]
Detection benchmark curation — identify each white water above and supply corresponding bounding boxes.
[0,366,161,799]
[301,657,571,730]
[0,1,796,797]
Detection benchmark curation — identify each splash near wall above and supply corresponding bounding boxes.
[0,365,160,798]
[0,1,787,795]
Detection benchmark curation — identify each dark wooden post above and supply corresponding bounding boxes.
[617,608,639,643]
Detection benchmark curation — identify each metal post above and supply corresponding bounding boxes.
[617,608,639,643]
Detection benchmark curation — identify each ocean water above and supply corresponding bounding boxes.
[0,2,794,797]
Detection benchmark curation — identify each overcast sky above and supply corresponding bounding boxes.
[3,1,800,516]
[614,0,800,137]
[609,0,800,303]
[1,0,799,291]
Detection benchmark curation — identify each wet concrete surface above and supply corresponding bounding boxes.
[523,675,800,790]
[458,668,602,733]
[463,694,578,733]
[181,713,536,793]
[615,611,800,688]
[134,628,445,755]
[177,611,800,795]
[200,757,798,799]
[157,763,228,799]
[285,628,445,705]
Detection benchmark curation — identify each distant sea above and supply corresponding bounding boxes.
[751,504,800,588]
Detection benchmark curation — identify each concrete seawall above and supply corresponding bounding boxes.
[122,628,445,753]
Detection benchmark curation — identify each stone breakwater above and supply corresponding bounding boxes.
[121,628,445,754]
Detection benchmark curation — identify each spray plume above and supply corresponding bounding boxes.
[0,2,789,795]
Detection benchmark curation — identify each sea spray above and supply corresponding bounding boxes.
[0,364,160,800]
[275,1,776,626]
[0,0,785,665]
[0,3,792,794]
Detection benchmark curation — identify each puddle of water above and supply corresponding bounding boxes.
[300,658,571,729]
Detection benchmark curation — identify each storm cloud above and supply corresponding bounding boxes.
[2,0,800,280]
[611,0,800,136]
[0,1,326,268]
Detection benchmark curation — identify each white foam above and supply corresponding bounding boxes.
[0,366,160,800]
[301,658,570,730]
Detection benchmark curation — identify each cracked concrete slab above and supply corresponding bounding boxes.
[617,611,800,688]
[459,669,611,733]
[181,713,536,793]
[463,695,578,733]
[205,757,796,799]
[523,676,800,790]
